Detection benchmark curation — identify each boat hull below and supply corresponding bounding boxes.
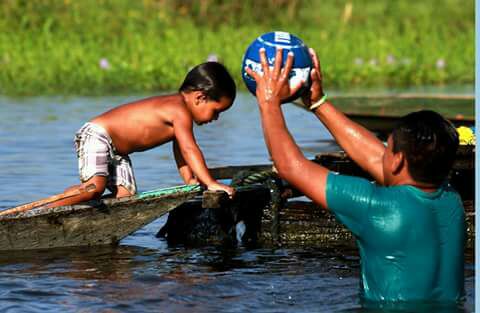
[0,185,202,251]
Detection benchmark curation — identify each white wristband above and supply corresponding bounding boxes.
[309,93,328,111]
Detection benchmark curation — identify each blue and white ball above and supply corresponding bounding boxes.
[242,31,312,102]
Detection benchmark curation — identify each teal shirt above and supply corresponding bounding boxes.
[326,173,465,303]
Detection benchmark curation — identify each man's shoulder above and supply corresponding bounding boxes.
[326,172,378,208]
[327,172,377,192]
[326,173,428,208]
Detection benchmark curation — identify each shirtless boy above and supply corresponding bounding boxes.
[49,62,235,208]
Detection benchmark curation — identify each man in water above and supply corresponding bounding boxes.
[245,48,465,306]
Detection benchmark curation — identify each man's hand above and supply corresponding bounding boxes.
[302,48,325,107]
[245,48,303,106]
[244,46,330,209]
[207,181,235,199]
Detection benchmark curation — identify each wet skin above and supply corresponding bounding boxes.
[47,92,234,208]
[92,93,232,155]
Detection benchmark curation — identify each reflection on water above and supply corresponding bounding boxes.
[0,244,472,312]
[0,244,362,312]
[0,92,474,312]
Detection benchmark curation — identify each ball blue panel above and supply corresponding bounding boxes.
[242,31,312,102]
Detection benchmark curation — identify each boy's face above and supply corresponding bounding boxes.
[193,96,233,125]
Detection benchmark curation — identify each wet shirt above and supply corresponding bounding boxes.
[326,173,465,303]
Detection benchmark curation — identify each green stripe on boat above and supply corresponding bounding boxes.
[137,184,203,199]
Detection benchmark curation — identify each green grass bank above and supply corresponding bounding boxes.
[0,0,474,95]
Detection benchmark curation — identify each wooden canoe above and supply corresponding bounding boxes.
[0,184,202,251]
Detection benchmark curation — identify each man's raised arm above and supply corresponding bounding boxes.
[304,48,387,184]
[246,48,330,208]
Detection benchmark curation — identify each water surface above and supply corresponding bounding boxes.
[0,92,474,312]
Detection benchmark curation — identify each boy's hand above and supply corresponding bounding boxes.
[207,182,235,199]
[245,48,303,105]
[301,48,325,107]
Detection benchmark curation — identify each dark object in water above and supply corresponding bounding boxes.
[162,147,474,253]
[157,185,270,247]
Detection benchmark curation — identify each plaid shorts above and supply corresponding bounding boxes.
[74,122,137,195]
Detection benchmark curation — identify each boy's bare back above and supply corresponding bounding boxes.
[91,94,190,155]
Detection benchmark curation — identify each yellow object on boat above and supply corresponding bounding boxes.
[457,126,475,145]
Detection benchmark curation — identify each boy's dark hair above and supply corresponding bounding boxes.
[179,62,236,102]
[391,110,459,185]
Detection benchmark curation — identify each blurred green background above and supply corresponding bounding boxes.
[0,0,474,95]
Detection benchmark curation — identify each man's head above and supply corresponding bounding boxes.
[180,62,236,125]
[385,110,459,186]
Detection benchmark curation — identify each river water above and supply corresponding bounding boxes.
[0,92,474,312]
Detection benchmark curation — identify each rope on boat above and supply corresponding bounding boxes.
[233,170,276,185]
[231,169,283,245]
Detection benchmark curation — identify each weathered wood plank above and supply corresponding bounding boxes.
[268,200,474,252]
[202,190,229,209]
[0,185,203,251]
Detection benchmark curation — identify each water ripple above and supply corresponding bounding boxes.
[0,94,473,313]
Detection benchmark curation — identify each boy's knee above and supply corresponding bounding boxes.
[90,184,106,198]
[81,176,107,200]
[80,186,104,202]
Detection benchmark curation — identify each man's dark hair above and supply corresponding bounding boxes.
[179,62,236,102]
[391,110,459,185]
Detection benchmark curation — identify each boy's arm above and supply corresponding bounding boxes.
[173,139,198,184]
[304,48,386,184]
[246,48,330,208]
[173,114,234,196]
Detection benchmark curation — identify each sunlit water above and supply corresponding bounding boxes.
[0,92,474,312]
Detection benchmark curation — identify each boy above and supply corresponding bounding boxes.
[49,62,235,208]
